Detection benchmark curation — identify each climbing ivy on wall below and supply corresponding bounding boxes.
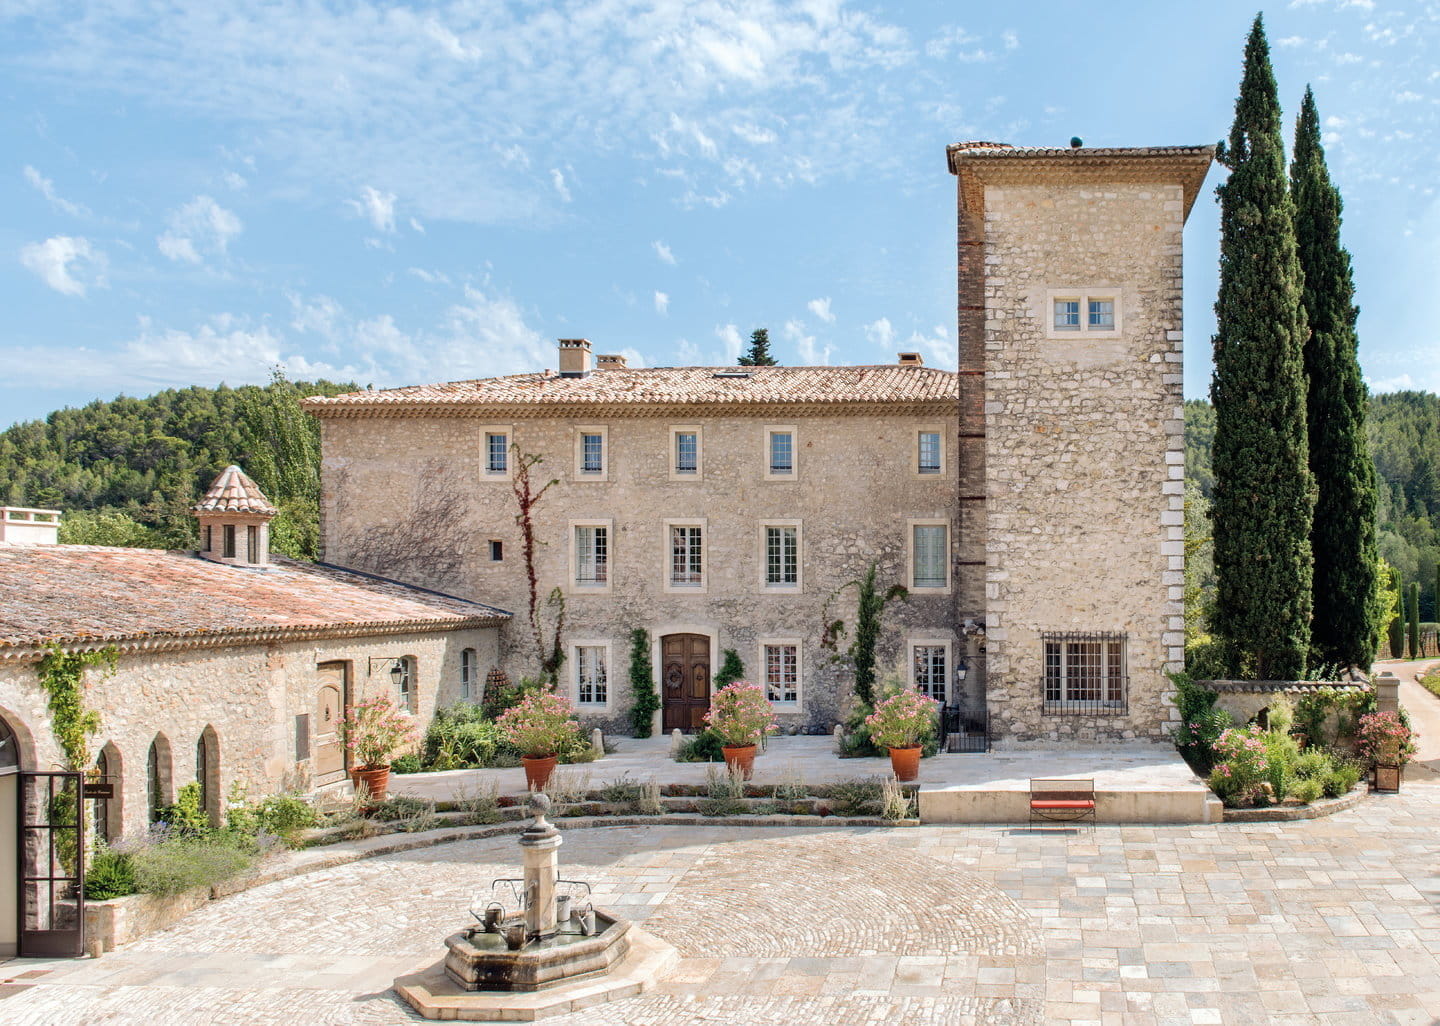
[35,644,116,770]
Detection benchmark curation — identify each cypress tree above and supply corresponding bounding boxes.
[1291,86,1379,669]
[1210,15,1314,679]
[737,328,779,366]
[627,629,659,738]
[1409,582,1421,659]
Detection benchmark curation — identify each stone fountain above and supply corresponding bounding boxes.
[394,793,677,1021]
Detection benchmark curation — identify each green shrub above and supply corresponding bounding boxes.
[390,752,423,774]
[1208,727,1273,807]
[1420,671,1440,701]
[253,795,318,843]
[155,781,209,836]
[823,778,884,817]
[84,842,138,900]
[1292,749,1331,780]
[675,729,725,763]
[1322,760,1362,798]
[1171,674,1231,774]
[368,796,433,822]
[132,833,256,896]
[1291,777,1324,804]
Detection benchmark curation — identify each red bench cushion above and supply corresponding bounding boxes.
[1030,799,1095,809]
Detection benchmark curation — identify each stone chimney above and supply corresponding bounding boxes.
[898,352,924,366]
[595,353,628,370]
[193,465,278,567]
[0,507,61,545]
[557,339,593,377]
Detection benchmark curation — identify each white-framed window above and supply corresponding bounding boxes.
[571,520,612,592]
[481,426,513,479]
[1043,632,1128,713]
[764,426,797,480]
[394,656,417,713]
[759,639,801,706]
[664,519,706,592]
[917,427,944,477]
[759,520,801,591]
[460,648,477,702]
[909,639,951,703]
[669,426,702,480]
[574,426,608,480]
[573,643,610,707]
[1045,289,1123,339]
[908,520,951,592]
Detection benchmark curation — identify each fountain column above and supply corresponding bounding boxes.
[519,793,562,938]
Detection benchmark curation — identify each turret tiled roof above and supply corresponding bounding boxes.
[192,465,279,516]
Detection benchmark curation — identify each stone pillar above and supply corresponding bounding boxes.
[520,793,562,938]
[1374,672,1400,716]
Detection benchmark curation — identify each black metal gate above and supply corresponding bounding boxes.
[19,771,85,957]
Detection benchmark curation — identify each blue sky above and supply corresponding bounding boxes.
[2,1,1436,428]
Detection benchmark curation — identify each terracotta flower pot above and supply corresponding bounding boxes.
[722,744,758,780]
[353,765,390,802]
[888,745,922,782]
[522,754,559,791]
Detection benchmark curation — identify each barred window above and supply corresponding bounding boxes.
[918,431,941,474]
[576,525,608,585]
[769,431,793,475]
[670,525,703,586]
[581,432,604,474]
[911,524,948,589]
[764,644,798,704]
[675,432,698,474]
[576,646,607,705]
[1043,632,1127,714]
[913,645,948,702]
[486,432,508,473]
[765,525,798,586]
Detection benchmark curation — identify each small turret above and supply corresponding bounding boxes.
[193,465,277,567]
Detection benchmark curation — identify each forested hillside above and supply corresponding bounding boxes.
[1185,392,1440,621]
[0,375,357,558]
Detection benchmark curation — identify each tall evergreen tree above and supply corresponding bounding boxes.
[737,328,779,366]
[1291,86,1379,669]
[1210,15,1314,679]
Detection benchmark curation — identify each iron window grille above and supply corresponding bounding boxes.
[918,432,942,474]
[764,644,798,703]
[670,526,703,586]
[913,645,948,702]
[576,526,608,585]
[581,433,604,474]
[577,646,607,704]
[674,432,698,474]
[1042,632,1128,715]
[769,432,793,474]
[765,526,798,586]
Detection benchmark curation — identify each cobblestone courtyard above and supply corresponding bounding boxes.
[3,778,1439,1025]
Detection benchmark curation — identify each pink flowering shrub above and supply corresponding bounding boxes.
[1207,726,1273,807]
[496,691,582,757]
[865,689,940,749]
[703,681,777,747]
[341,694,421,768]
[1355,711,1417,766]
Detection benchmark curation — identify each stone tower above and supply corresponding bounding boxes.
[948,142,1213,742]
[193,464,278,567]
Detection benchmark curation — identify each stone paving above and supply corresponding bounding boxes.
[4,776,1440,1025]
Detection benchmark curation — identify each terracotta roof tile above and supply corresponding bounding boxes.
[0,544,508,652]
[192,465,278,516]
[302,364,958,415]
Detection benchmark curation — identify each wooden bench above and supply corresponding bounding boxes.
[1029,778,1096,831]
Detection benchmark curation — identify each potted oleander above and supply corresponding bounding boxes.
[497,691,583,790]
[703,681,777,780]
[866,689,940,782]
[340,694,421,802]
[1355,711,1417,793]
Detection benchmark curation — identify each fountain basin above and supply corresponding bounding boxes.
[443,910,630,991]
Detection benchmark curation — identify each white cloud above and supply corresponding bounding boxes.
[654,290,669,315]
[716,323,743,363]
[157,195,242,263]
[616,347,645,369]
[1367,373,1413,392]
[550,168,572,203]
[1277,35,1308,48]
[20,235,105,296]
[901,324,956,368]
[1002,30,1019,50]
[409,217,425,233]
[864,317,896,349]
[1395,91,1423,103]
[222,170,248,191]
[425,19,481,61]
[289,292,345,341]
[783,319,831,365]
[807,297,835,323]
[23,165,89,217]
[352,186,397,233]
[407,267,451,285]
[653,240,676,264]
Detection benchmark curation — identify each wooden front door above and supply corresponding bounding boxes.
[661,634,711,732]
[313,662,348,785]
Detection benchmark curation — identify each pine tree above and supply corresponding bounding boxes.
[1291,86,1379,669]
[737,328,779,366]
[1210,15,1314,680]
